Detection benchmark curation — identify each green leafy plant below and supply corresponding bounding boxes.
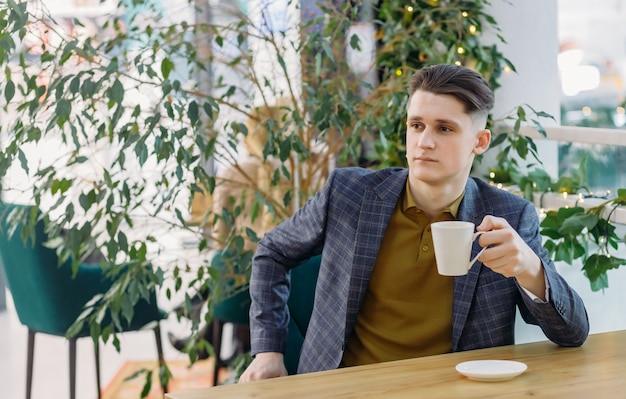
[485,104,554,198]
[540,189,626,291]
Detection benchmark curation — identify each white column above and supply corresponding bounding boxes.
[486,0,560,179]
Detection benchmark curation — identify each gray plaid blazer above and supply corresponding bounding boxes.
[249,167,589,374]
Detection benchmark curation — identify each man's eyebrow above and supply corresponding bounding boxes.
[407,115,461,126]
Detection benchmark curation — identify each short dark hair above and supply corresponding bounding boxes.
[408,64,494,121]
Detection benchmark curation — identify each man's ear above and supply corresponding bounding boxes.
[474,129,491,155]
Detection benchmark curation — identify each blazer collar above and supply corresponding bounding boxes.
[458,177,492,224]
[373,168,409,202]
[452,177,493,350]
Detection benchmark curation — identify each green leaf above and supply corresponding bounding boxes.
[588,273,608,292]
[65,319,84,338]
[4,79,15,102]
[141,370,153,398]
[120,294,134,325]
[559,212,597,236]
[514,137,529,159]
[188,100,199,126]
[161,58,175,79]
[554,241,573,264]
[556,206,585,222]
[118,231,128,252]
[540,211,561,230]
[78,191,94,211]
[349,33,361,50]
[80,79,96,99]
[69,76,81,94]
[60,40,78,64]
[55,99,72,124]
[489,133,507,147]
[135,141,149,165]
[51,178,72,194]
[583,254,626,291]
[17,149,30,175]
[89,321,102,343]
[7,0,28,29]
[516,106,527,121]
[109,79,125,104]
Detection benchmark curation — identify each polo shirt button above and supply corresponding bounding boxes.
[422,245,429,252]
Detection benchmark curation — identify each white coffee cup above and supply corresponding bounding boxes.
[431,221,485,276]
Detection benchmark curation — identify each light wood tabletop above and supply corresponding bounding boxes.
[165,329,626,399]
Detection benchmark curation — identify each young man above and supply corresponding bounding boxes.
[239,64,589,382]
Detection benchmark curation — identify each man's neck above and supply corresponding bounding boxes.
[408,179,467,220]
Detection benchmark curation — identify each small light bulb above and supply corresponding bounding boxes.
[457,46,465,54]
[468,25,477,34]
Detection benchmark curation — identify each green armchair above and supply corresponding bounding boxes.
[206,254,321,379]
[284,255,321,375]
[0,203,167,399]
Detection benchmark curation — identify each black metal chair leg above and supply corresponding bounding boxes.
[212,319,224,386]
[26,329,35,399]
[69,338,77,399]
[94,340,101,399]
[154,324,168,393]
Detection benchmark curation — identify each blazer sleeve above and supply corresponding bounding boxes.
[515,201,590,346]
[247,168,333,355]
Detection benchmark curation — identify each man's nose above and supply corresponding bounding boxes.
[418,128,435,148]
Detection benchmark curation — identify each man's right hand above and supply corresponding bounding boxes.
[238,352,288,383]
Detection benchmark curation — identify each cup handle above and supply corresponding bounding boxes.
[468,232,485,270]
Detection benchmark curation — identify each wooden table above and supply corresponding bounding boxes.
[166,330,626,398]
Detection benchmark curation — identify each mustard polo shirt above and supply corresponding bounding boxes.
[341,180,463,367]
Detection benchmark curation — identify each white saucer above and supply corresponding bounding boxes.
[455,360,527,382]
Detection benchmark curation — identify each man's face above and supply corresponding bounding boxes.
[405,90,490,189]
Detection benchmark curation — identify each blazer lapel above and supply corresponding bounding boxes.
[451,178,493,350]
[344,169,407,340]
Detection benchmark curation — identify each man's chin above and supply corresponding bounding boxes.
[409,168,440,181]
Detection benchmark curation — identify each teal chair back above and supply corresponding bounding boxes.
[284,254,321,375]
[0,203,167,399]
[1,204,105,335]
[211,252,251,325]
[0,203,161,337]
